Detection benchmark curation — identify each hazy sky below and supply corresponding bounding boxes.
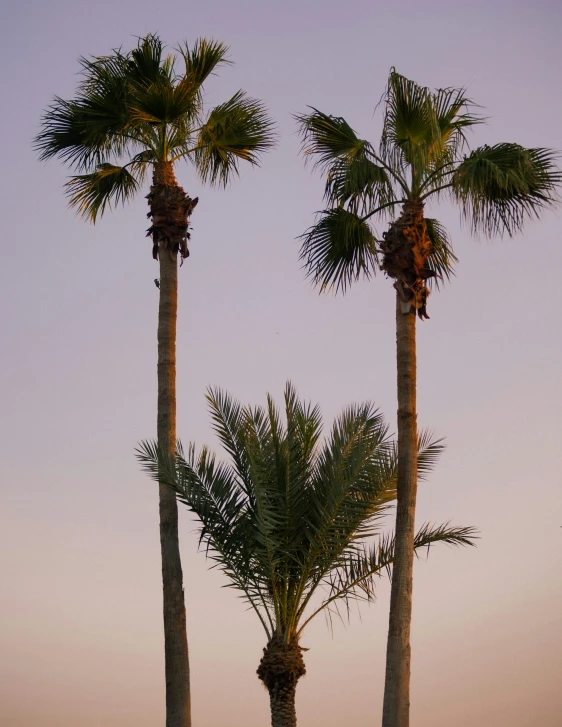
[1,0,561,725]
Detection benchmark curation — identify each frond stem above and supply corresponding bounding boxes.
[361,199,404,222]
[420,182,454,201]
[296,558,392,636]
[364,148,411,197]
[418,162,457,196]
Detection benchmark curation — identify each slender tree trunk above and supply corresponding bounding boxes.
[153,161,192,727]
[381,293,418,727]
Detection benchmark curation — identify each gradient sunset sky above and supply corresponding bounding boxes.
[1,0,561,725]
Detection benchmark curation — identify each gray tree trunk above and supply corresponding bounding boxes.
[381,292,418,727]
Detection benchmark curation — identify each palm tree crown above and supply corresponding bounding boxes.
[137,384,475,725]
[35,34,275,235]
[297,69,560,308]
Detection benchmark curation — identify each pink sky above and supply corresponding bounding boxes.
[1,0,561,725]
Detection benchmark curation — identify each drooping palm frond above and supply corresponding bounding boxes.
[299,208,378,293]
[193,91,276,186]
[136,384,475,640]
[65,163,142,221]
[452,143,561,236]
[424,218,458,286]
[300,522,477,631]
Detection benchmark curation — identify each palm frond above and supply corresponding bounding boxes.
[325,154,398,214]
[178,38,231,87]
[424,218,457,286]
[193,91,275,186]
[35,90,130,172]
[128,75,198,124]
[299,522,477,631]
[299,208,378,293]
[452,143,561,236]
[430,85,484,160]
[380,69,435,172]
[415,429,445,480]
[296,109,370,172]
[127,34,172,85]
[136,438,275,634]
[65,163,141,221]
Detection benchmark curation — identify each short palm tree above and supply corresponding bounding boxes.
[35,34,274,727]
[136,383,476,727]
[296,70,560,727]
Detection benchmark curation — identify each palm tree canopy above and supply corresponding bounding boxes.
[136,383,476,641]
[297,69,560,293]
[35,34,275,221]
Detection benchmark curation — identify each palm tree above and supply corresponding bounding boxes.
[35,35,275,727]
[296,70,560,727]
[136,383,476,727]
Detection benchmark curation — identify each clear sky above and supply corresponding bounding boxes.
[1,0,561,725]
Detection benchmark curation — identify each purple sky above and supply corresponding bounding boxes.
[1,1,561,725]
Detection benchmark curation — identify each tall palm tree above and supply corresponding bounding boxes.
[35,35,275,727]
[296,70,560,727]
[137,383,476,727]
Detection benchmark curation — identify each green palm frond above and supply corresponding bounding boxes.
[65,163,141,222]
[325,154,399,214]
[178,38,231,87]
[194,91,276,186]
[35,88,131,172]
[128,75,198,124]
[35,97,102,170]
[415,429,445,480]
[424,218,458,286]
[301,522,477,630]
[296,109,371,171]
[431,85,483,160]
[127,34,172,85]
[299,208,378,293]
[380,69,435,172]
[452,143,561,236]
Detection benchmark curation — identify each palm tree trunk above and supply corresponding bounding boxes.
[257,635,306,727]
[381,293,418,727]
[268,683,298,727]
[154,162,191,727]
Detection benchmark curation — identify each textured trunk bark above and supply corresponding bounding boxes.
[381,293,418,727]
[153,162,191,727]
[257,635,305,727]
[269,682,298,727]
